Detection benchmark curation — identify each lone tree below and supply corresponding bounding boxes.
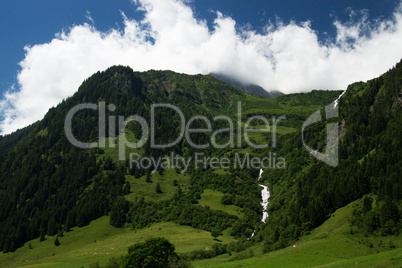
[54,236,60,246]
[211,228,222,240]
[155,183,163,194]
[123,237,183,267]
[145,170,152,183]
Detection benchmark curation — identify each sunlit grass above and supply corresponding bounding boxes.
[198,189,243,218]
[124,168,190,202]
[0,217,236,268]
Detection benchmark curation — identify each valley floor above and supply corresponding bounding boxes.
[0,199,400,267]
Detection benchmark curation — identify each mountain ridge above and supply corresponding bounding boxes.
[0,63,400,267]
[210,72,284,98]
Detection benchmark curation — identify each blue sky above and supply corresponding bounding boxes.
[0,0,401,134]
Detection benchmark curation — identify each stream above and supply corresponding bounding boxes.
[333,90,346,108]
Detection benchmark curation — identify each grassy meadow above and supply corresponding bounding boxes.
[0,216,236,268]
[193,199,401,268]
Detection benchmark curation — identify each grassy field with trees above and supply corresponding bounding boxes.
[0,62,400,267]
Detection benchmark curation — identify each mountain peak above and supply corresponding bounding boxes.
[209,72,283,98]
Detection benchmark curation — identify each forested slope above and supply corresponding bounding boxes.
[0,60,399,266]
[257,60,402,252]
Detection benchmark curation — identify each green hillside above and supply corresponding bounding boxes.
[0,62,400,267]
[0,217,235,267]
[2,196,398,267]
[194,197,401,267]
[253,60,402,256]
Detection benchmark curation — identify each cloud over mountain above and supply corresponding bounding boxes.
[1,0,402,134]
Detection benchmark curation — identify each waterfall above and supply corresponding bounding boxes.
[258,168,270,223]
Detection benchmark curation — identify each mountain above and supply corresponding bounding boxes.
[0,63,400,267]
[257,60,402,252]
[0,66,246,252]
[210,72,284,98]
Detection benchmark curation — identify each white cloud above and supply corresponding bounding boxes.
[1,0,402,135]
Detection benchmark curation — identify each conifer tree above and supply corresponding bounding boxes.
[156,183,162,194]
[54,236,60,246]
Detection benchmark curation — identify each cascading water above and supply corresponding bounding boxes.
[258,168,270,223]
[248,169,271,240]
[333,90,346,108]
[259,184,270,223]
